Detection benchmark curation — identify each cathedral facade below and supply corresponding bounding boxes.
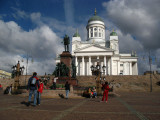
[71,11,138,76]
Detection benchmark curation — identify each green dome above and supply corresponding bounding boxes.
[110,31,117,36]
[73,31,80,37]
[88,15,103,23]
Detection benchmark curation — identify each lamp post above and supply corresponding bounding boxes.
[149,51,152,92]
[22,53,33,86]
[141,51,157,92]
[91,62,106,96]
[11,61,25,91]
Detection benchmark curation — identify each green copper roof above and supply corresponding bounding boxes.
[88,15,103,23]
[73,30,80,37]
[88,9,103,23]
[110,31,117,36]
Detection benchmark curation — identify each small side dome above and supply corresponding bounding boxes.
[110,29,117,36]
[73,29,80,37]
[73,32,80,37]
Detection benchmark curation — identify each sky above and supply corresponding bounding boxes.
[0,0,160,75]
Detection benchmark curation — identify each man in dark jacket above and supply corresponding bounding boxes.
[65,81,70,99]
[27,72,40,106]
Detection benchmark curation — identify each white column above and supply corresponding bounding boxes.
[104,56,106,75]
[82,56,85,75]
[110,57,112,75]
[89,56,91,75]
[135,62,138,75]
[117,61,120,75]
[129,62,132,75]
[75,56,78,75]
[108,58,110,75]
[97,56,99,66]
[123,62,126,75]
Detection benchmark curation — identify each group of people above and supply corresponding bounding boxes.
[1,71,110,106]
[87,81,111,103]
[27,72,71,106]
[88,87,97,98]
[27,72,43,106]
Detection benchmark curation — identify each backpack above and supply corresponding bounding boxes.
[30,77,37,86]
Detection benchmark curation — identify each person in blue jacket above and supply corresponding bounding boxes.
[27,72,40,106]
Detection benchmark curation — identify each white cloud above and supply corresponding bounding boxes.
[103,0,160,50]
[102,0,160,74]
[0,19,63,75]
[11,7,29,19]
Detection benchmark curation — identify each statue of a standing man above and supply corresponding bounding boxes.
[63,35,70,51]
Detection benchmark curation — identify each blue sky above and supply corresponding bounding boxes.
[0,0,160,75]
[0,0,106,30]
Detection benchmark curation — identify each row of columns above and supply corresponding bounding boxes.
[75,56,138,76]
[75,56,109,76]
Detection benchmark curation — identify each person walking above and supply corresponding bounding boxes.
[37,79,43,105]
[9,84,12,95]
[101,82,110,103]
[65,81,70,99]
[0,84,2,90]
[27,72,40,106]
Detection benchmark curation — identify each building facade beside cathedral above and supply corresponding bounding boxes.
[56,10,138,76]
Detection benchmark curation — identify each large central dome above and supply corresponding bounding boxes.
[88,15,103,23]
[86,9,105,43]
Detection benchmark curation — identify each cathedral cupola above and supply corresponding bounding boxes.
[110,29,118,36]
[109,29,119,54]
[109,29,118,40]
[86,9,105,43]
[72,29,81,42]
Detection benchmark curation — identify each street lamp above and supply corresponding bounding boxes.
[149,51,153,92]
[141,51,157,92]
[22,53,33,86]
[90,62,106,96]
[11,61,25,91]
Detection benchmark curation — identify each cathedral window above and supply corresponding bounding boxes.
[94,28,97,31]
[90,27,93,37]
[99,32,101,37]
[94,27,97,37]
[91,33,93,37]
[94,32,97,37]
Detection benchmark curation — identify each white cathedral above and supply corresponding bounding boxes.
[57,10,138,76]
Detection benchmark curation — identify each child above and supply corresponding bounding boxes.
[37,79,43,105]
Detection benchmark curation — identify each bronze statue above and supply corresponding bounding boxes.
[62,35,70,51]
[53,62,69,77]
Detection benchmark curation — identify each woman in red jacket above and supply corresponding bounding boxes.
[37,79,43,105]
[101,82,110,103]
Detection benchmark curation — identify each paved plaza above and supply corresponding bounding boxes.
[0,91,160,120]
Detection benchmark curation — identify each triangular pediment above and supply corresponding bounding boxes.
[74,44,113,52]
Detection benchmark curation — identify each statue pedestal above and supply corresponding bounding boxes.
[60,51,72,77]
[56,51,77,86]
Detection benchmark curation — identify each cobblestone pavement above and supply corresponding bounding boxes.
[0,91,160,120]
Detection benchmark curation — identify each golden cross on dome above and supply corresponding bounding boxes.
[94,8,96,15]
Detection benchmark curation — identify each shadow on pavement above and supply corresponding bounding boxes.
[21,101,32,107]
